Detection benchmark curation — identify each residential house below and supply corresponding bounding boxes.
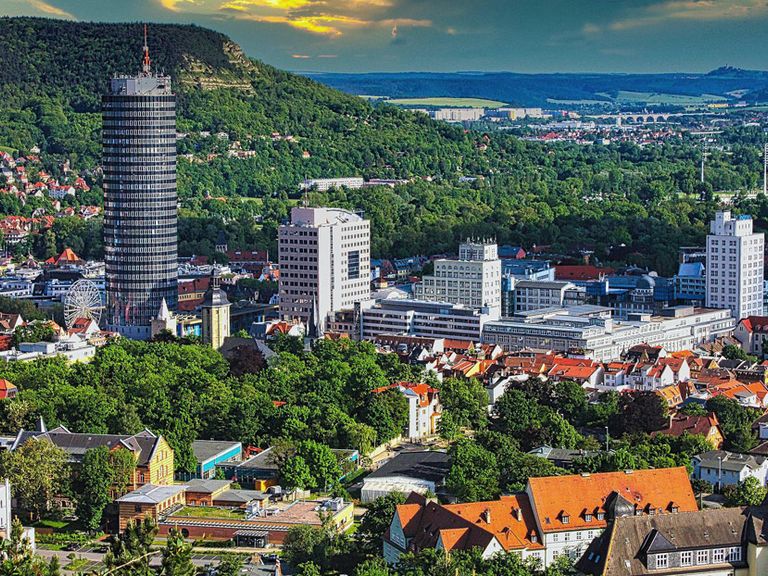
[654,413,724,449]
[577,505,768,576]
[384,492,544,565]
[735,316,768,356]
[527,446,602,469]
[373,382,442,440]
[361,450,450,503]
[692,450,768,489]
[525,467,697,566]
[0,379,17,400]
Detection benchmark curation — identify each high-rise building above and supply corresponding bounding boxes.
[414,240,502,318]
[103,28,178,340]
[706,211,764,320]
[278,207,370,334]
[0,478,10,540]
[201,270,231,350]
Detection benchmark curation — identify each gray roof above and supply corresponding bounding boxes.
[695,450,767,473]
[578,506,751,575]
[515,280,572,290]
[366,450,450,483]
[214,489,269,504]
[13,426,161,466]
[528,445,601,464]
[234,447,278,471]
[117,484,187,505]
[185,479,232,494]
[192,440,242,465]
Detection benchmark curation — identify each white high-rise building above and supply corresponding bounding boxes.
[706,211,764,319]
[0,478,10,540]
[414,240,502,318]
[278,207,370,334]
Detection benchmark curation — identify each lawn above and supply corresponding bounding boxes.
[173,506,245,521]
[386,97,508,108]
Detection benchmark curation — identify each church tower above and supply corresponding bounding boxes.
[202,268,230,349]
[151,298,177,339]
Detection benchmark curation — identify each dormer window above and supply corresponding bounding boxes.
[597,512,605,521]
[530,532,538,543]
[585,513,593,522]
[561,514,570,524]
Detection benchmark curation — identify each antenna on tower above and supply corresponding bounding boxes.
[142,24,152,75]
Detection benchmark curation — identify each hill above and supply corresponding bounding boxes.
[0,17,764,275]
[307,69,768,108]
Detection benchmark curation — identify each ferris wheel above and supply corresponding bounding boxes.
[63,279,104,329]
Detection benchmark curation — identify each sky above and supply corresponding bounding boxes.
[3,0,768,73]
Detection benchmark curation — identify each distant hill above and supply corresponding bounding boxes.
[306,68,768,108]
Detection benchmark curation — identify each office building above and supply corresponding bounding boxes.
[103,31,178,339]
[414,240,502,318]
[278,207,370,334]
[482,305,734,361]
[706,211,764,320]
[512,280,579,313]
[359,298,492,341]
[299,177,364,192]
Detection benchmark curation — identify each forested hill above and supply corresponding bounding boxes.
[0,17,765,275]
[0,17,481,178]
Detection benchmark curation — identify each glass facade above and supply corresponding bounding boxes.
[102,78,178,339]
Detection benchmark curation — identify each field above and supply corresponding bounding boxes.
[385,97,508,108]
[173,506,245,520]
[610,91,728,105]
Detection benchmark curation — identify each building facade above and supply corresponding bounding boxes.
[414,241,502,318]
[201,270,231,350]
[278,207,370,334]
[0,478,10,540]
[706,211,764,320]
[103,38,178,339]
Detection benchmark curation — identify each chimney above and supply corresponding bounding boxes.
[482,508,492,524]
[515,507,523,522]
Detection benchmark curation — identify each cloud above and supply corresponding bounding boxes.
[592,0,768,33]
[27,0,76,19]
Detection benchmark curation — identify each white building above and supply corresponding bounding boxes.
[360,298,493,341]
[414,240,502,318]
[692,450,768,489]
[278,207,370,334]
[431,108,484,122]
[299,177,364,192]
[482,305,734,362]
[513,280,577,313]
[361,451,449,504]
[0,478,10,540]
[706,211,764,320]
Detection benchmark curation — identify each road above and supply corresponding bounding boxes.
[35,548,235,572]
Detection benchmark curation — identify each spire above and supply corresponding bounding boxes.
[142,24,151,74]
[157,297,171,321]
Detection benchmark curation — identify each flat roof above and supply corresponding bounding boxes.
[192,440,242,464]
[117,484,187,505]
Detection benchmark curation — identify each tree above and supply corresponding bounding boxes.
[296,562,323,576]
[0,439,69,520]
[355,558,391,576]
[358,492,406,556]
[109,448,138,496]
[75,446,113,532]
[104,517,159,576]
[612,391,669,435]
[726,476,768,506]
[215,555,244,576]
[363,388,409,444]
[160,527,195,576]
[0,518,59,576]
[706,395,759,452]
[282,525,329,568]
[281,455,314,490]
[446,439,500,502]
[439,378,488,430]
[722,344,757,363]
[297,440,342,491]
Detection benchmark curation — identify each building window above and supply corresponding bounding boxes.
[713,549,725,563]
[696,550,708,565]
[596,512,605,521]
[680,551,693,566]
[134,504,142,513]
[585,514,592,522]
[656,554,669,569]
[561,514,570,524]
[728,547,742,562]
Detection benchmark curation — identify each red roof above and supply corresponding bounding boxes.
[554,265,615,281]
[0,378,17,399]
[55,247,81,265]
[739,316,768,333]
[655,413,721,442]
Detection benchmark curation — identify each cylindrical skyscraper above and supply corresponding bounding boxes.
[103,29,178,339]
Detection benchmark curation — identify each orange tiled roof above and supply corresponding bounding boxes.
[526,467,696,533]
[395,493,542,553]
